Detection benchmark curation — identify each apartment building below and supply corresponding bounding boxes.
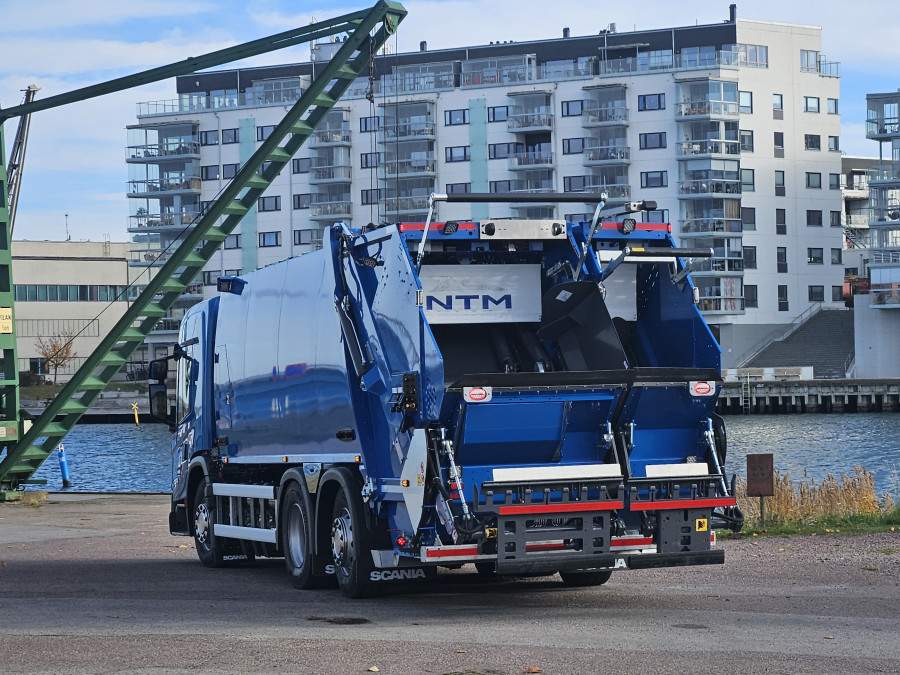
[125,7,844,367]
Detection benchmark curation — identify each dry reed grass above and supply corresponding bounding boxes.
[735,466,894,522]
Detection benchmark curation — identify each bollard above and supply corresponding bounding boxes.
[132,402,140,427]
[58,444,73,488]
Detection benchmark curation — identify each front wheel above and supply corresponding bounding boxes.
[559,570,612,587]
[330,487,375,598]
[193,481,224,567]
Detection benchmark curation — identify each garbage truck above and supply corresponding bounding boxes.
[149,192,743,598]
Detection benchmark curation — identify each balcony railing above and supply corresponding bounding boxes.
[310,201,352,218]
[870,289,900,307]
[867,166,900,184]
[866,117,900,138]
[677,139,740,157]
[309,165,352,183]
[380,121,436,140]
[380,157,436,177]
[584,183,631,200]
[127,142,200,160]
[583,145,630,163]
[507,112,553,131]
[678,179,741,196]
[128,178,201,195]
[582,106,628,126]
[870,249,900,264]
[380,195,431,213]
[678,218,742,234]
[870,207,900,224]
[691,256,744,273]
[676,101,740,118]
[697,296,744,312]
[508,152,554,170]
[310,129,351,146]
[510,179,555,193]
[128,212,199,229]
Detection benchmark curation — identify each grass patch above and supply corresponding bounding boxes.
[719,466,899,537]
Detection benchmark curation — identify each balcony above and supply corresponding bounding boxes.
[510,179,555,194]
[584,183,631,201]
[380,121,436,141]
[696,296,744,313]
[690,256,744,274]
[677,139,740,158]
[127,178,201,197]
[308,164,352,185]
[309,200,352,220]
[870,289,900,307]
[380,195,431,216]
[380,157,436,178]
[866,117,900,139]
[867,166,900,185]
[126,142,200,162]
[675,101,739,119]
[582,106,628,127]
[678,179,741,198]
[583,145,629,165]
[678,218,742,235]
[508,152,554,170]
[128,212,200,231]
[310,129,351,147]
[507,111,553,132]
[869,207,900,225]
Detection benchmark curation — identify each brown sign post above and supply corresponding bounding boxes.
[746,453,775,525]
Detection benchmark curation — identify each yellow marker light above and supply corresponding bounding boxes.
[222,457,229,463]
[401,479,410,487]
[354,455,362,463]
[282,456,288,463]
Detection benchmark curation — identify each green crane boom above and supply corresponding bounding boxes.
[0,2,407,497]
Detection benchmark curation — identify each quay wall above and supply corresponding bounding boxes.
[717,378,900,415]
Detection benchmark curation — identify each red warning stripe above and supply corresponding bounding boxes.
[423,546,479,559]
[610,536,654,548]
[498,500,623,515]
[629,497,736,511]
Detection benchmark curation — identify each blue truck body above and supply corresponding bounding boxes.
[161,207,741,597]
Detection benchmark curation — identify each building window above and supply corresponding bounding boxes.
[292,157,311,174]
[488,106,508,122]
[808,285,825,302]
[638,93,665,111]
[561,100,583,116]
[360,116,379,132]
[832,285,844,302]
[293,230,317,246]
[258,231,281,247]
[806,210,823,226]
[804,96,820,113]
[200,130,218,146]
[222,163,240,180]
[444,109,469,125]
[830,210,842,227]
[827,98,839,114]
[774,131,784,150]
[738,44,768,67]
[740,129,754,152]
[777,247,788,273]
[563,175,587,192]
[741,168,755,192]
[488,142,514,159]
[739,91,753,114]
[800,50,819,72]
[643,209,669,223]
[224,234,241,249]
[773,93,783,110]
[200,165,219,181]
[775,170,786,196]
[201,271,218,286]
[258,196,281,212]
[490,180,511,193]
[445,146,470,162]
[361,188,381,205]
[745,284,758,308]
[776,208,787,234]
[807,247,824,264]
[743,246,757,270]
[446,182,471,194]
[806,172,822,189]
[828,136,840,152]
[831,248,842,264]
[829,173,841,190]
[639,132,666,149]
[224,269,241,278]
[562,138,584,154]
[257,125,276,141]
[778,285,789,311]
[640,171,667,188]
[804,134,821,151]
[222,128,239,144]
[741,207,756,231]
[292,193,311,210]
[361,152,379,169]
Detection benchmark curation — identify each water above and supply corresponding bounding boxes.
[23,415,900,499]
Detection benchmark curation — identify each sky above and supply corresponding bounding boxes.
[2,0,898,243]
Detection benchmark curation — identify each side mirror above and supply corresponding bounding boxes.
[148,383,173,426]
[149,358,169,382]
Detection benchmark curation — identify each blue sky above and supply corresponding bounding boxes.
[2,0,897,242]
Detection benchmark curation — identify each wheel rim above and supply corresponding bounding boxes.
[331,506,353,573]
[195,501,211,546]
[286,502,306,569]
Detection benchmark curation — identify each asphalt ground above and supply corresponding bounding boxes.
[1,493,898,674]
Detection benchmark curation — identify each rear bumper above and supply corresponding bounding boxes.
[491,549,724,575]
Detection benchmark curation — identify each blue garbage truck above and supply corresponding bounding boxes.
[149,193,743,597]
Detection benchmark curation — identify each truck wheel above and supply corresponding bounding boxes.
[282,481,329,589]
[193,481,224,567]
[330,487,375,598]
[559,570,612,587]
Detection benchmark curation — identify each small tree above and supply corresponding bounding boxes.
[34,332,77,385]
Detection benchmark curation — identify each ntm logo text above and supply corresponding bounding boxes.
[426,294,512,311]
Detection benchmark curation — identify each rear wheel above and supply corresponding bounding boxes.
[330,486,375,598]
[282,481,329,589]
[193,481,224,567]
[559,570,612,587]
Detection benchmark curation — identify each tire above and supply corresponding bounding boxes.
[330,486,375,599]
[282,481,329,589]
[559,570,612,587]
[193,481,225,567]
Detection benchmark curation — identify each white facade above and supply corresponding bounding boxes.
[126,15,844,367]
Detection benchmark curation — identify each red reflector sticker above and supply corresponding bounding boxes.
[690,380,715,397]
[463,386,492,403]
